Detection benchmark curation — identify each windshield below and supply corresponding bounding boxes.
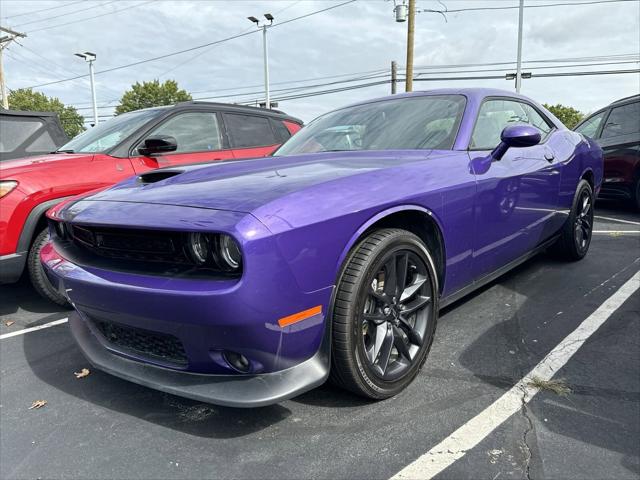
[57,108,163,153]
[274,94,466,156]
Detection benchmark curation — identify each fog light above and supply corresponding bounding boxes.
[223,351,250,373]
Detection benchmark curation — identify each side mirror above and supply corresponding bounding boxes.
[491,125,542,161]
[138,135,178,156]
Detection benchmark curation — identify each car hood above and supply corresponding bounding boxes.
[0,152,94,175]
[86,150,441,213]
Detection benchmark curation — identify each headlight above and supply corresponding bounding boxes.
[187,232,209,264]
[0,181,18,198]
[218,234,242,270]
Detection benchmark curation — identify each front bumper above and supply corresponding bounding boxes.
[0,251,26,284]
[69,311,330,408]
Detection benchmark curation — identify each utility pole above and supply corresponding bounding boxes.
[74,52,98,126]
[0,26,26,109]
[249,14,274,109]
[391,61,398,94]
[405,0,416,92]
[515,0,525,93]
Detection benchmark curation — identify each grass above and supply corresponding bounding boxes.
[528,377,572,396]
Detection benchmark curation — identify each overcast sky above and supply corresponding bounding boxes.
[2,0,639,124]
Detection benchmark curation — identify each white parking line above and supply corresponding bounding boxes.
[593,230,640,234]
[392,270,640,480]
[0,318,68,340]
[594,215,640,226]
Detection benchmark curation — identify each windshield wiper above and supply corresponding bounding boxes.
[51,149,75,153]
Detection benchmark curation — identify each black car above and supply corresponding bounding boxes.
[574,95,640,209]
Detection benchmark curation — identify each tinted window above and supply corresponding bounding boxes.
[274,95,466,156]
[601,102,640,139]
[146,112,222,153]
[225,114,277,148]
[575,111,607,138]
[271,119,291,142]
[25,130,57,152]
[0,118,43,152]
[471,99,552,149]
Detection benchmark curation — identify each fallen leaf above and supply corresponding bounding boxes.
[74,368,90,379]
[29,400,47,410]
[4,320,15,327]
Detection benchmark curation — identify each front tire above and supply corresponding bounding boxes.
[330,228,438,399]
[551,179,594,261]
[28,228,71,307]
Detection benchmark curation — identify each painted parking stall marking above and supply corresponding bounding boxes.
[392,270,640,480]
[0,317,68,340]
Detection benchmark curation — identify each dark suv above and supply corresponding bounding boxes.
[574,95,640,209]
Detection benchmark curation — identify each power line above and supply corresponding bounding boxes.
[419,0,638,14]
[2,0,85,20]
[13,1,118,28]
[23,0,358,90]
[245,68,640,104]
[26,1,153,34]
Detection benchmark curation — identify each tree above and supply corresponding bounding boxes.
[8,88,85,138]
[543,103,584,129]
[115,79,192,114]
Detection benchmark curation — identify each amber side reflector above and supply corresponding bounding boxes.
[278,305,323,328]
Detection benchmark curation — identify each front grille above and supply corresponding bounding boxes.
[69,225,190,264]
[93,319,188,367]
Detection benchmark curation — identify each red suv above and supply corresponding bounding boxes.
[0,102,302,305]
[574,94,640,209]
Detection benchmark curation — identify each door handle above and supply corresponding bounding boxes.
[544,152,555,162]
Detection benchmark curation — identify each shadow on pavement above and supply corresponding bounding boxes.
[21,326,294,439]
[0,275,70,319]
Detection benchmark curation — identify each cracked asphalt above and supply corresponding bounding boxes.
[1,202,638,480]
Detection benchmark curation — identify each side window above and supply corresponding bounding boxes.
[271,119,291,142]
[601,102,640,139]
[144,112,222,153]
[225,114,277,148]
[575,111,607,139]
[470,99,552,149]
[520,104,552,135]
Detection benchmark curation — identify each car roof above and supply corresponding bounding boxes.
[340,88,540,110]
[132,101,303,125]
[609,94,639,106]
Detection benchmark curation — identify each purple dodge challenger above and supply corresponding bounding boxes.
[42,89,603,407]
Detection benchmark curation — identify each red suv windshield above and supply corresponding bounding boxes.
[57,108,164,154]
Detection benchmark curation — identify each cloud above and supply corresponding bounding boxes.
[3,0,638,123]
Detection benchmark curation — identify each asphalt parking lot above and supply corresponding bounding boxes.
[1,202,638,480]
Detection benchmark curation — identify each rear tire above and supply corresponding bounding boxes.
[330,228,438,400]
[631,176,640,211]
[28,228,71,308]
[551,179,594,261]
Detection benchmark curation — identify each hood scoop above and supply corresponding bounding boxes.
[138,169,184,184]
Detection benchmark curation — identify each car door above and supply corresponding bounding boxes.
[597,101,640,199]
[222,112,282,159]
[130,110,235,173]
[468,98,561,281]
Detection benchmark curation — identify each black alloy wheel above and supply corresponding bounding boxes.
[574,187,593,253]
[361,249,432,381]
[330,228,438,400]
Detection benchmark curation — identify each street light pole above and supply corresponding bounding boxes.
[249,14,274,109]
[75,52,98,126]
[262,23,270,110]
[515,0,525,93]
